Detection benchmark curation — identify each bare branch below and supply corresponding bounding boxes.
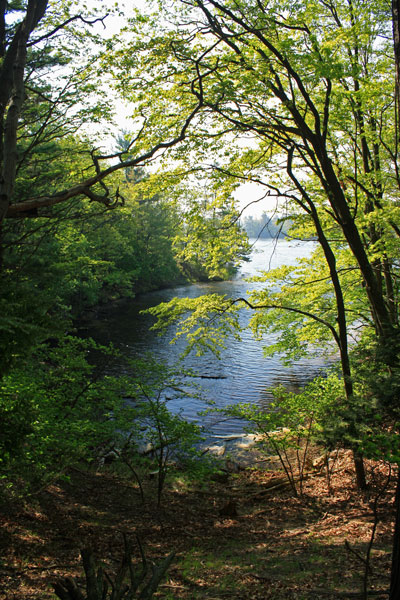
[27,13,108,47]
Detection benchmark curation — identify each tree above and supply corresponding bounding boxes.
[172,183,251,281]
[241,212,288,240]
[115,0,400,591]
[123,0,398,478]
[0,0,204,227]
[0,0,206,371]
[0,336,127,494]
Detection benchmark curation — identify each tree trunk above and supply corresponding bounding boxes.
[0,0,49,223]
[353,452,367,491]
[390,469,400,600]
[393,0,400,144]
[287,162,368,490]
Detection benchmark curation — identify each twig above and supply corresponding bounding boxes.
[362,464,392,599]
[345,540,373,576]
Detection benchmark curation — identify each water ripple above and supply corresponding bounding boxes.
[81,240,328,437]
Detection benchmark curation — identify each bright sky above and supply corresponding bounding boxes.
[84,0,280,217]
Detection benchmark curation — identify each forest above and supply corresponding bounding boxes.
[1,1,400,599]
[241,212,290,239]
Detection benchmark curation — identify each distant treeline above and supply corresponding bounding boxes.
[241,212,291,239]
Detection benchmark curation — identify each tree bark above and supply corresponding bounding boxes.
[393,0,400,144]
[390,469,400,600]
[287,150,368,489]
[0,0,48,222]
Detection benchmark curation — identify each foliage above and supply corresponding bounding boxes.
[2,0,400,594]
[146,294,242,358]
[111,356,211,507]
[1,118,249,369]
[172,189,251,281]
[1,0,400,575]
[0,178,171,369]
[219,372,344,495]
[123,0,400,485]
[0,336,126,496]
[247,239,363,362]
[123,169,251,282]
[0,335,213,505]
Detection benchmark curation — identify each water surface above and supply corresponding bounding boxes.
[81,239,327,437]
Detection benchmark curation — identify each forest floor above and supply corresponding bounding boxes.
[0,449,395,600]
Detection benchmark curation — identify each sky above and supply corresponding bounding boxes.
[84,0,279,217]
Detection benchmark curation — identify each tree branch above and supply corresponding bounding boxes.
[230,296,341,347]
[4,101,203,218]
[27,13,108,47]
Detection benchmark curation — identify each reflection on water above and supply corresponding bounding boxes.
[80,239,328,437]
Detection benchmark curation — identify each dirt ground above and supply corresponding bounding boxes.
[0,451,395,599]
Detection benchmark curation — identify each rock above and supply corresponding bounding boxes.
[205,444,226,457]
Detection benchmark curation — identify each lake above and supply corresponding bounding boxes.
[80,239,328,439]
